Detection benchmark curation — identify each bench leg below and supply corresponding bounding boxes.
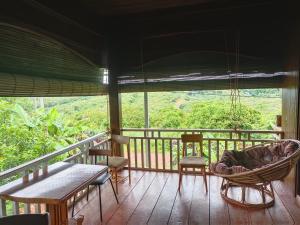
[203,168,208,193]
[178,165,183,191]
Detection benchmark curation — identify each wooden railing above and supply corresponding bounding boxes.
[0,132,109,218]
[0,128,284,218]
[121,128,284,172]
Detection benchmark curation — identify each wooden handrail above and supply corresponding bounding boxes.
[0,132,108,180]
[121,128,284,134]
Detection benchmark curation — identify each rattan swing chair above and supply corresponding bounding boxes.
[211,139,300,209]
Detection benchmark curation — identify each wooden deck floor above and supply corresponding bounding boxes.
[72,171,300,225]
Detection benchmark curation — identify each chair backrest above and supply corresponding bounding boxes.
[88,135,131,164]
[111,134,130,156]
[181,134,203,157]
[0,213,50,225]
[112,134,130,145]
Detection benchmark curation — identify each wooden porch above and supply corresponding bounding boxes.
[72,170,300,225]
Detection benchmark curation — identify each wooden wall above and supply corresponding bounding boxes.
[281,2,300,195]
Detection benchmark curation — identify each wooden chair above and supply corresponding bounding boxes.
[71,171,118,222]
[178,134,208,192]
[90,134,131,194]
[0,213,50,225]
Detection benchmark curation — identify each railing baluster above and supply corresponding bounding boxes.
[216,140,220,162]
[155,139,158,170]
[208,140,211,170]
[24,203,31,214]
[0,199,6,217]
[141,139,144,169]
[169,139,173,171]
[134,138,138,168]
[162,139,165,170]
[35,204,41,213]
[33,166,39,180]
[42,163,48,175]
[148,138,151,169]
[13,202,20,215]
[177,139,180,170]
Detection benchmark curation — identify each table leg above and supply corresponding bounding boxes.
[47,201,68,225]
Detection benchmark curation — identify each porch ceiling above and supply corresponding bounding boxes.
[0,0,296,95]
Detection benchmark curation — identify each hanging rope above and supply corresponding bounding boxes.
[230,31,242,130]
[225,31,242,130]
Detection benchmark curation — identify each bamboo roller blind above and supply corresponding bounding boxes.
[0,23,106,96]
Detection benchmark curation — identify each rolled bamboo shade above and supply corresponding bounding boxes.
[0,23,106,96]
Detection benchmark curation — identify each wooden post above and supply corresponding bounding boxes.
[144,92,150,167]
[107,36,122,156]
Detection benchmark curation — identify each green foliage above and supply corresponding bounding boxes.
[185,101,264,130]
[151,106,184,128]
[0,89,281,175]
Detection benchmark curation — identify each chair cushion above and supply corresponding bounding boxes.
[91,173,111,185]
[98,156,129,168]
[212,140,300,175]
[179,156,206,166]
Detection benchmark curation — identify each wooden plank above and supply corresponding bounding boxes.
[267,189,294,225]
[209,176,230,225]
[127,173,169,225]
[226,187,251,225]
[106,172,157,225]
[189,175,209,225]
[168,175,195,224]
[247,188,273,225]
[271,181,299,224]
[147,173,179,225]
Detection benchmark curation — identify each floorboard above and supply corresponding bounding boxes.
[106,172,156,225]
[73,171,297,225]
[188,176,209,225]
[247,188,273,225]
[209,176,230,225]
[127,173,169,225]
[168,175,195,225]
[147,173,179,225]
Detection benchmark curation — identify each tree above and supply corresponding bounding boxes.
[185,101,264,130]
[151,107,184,128]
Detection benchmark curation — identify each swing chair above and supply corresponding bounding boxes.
[211,32,300,208]
[211,139,300,208]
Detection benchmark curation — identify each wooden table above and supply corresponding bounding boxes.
[0,162,107,225]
